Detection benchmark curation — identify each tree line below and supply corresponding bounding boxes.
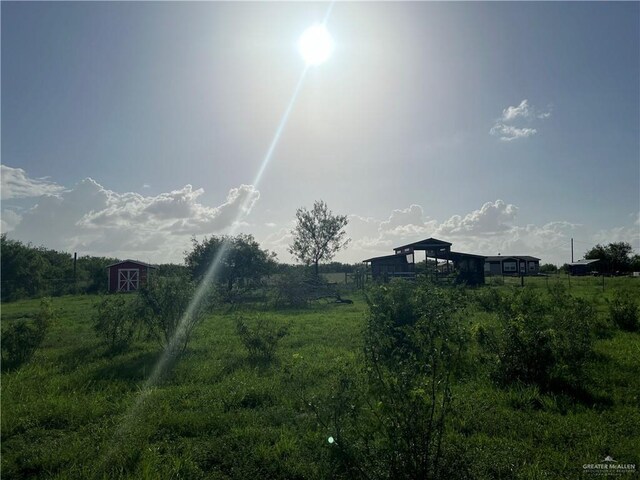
[1,199,356,301]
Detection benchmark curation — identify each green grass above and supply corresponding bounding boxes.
[2,280,639,479]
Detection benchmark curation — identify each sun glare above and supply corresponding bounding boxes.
[298,24,334,66]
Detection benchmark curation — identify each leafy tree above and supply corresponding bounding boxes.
[185,234,276,292]
[585,242,634,273]
[539,263,558,274]
[1,234,47,300]
[289,200,350,276]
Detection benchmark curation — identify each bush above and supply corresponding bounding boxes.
[488,288,595,391]
[235,316,289,362]
[93,296,139,352]
[305,280,469,479]
[270,270,333,308]
[473,287,502,312]
[608,291,639,332]
[2,297,54,368]
[136,276,211,355]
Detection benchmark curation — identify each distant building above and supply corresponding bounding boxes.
[566,259,599,276]
[106,260,157,293]
[363,237,486,285]
[484,256,540,276]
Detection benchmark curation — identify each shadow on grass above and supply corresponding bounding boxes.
[547,380,613,412]
[91,350,164,382]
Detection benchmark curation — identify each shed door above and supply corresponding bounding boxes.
[118,269,139,292]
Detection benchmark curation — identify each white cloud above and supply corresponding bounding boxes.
[329,201,639,267]
[489,123,537,141]
[501,99,532,121]
[435,200,518,235]
[490,100,551,141]
[1,209,22,233]
[5,173,260,262]
[1,165,65,199]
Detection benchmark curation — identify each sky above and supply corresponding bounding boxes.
[2,1,639,266]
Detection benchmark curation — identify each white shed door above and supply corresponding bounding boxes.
[118,269,139,292]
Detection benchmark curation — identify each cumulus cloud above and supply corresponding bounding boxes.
[1,165,65,199]
[490,100,551,141]
[328,201,628,266]
[1,209,22,233]
[5,172,260,262]
[435,200,518,235]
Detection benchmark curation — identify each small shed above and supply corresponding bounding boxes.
[567,259,599,276]
[106,260,157,293]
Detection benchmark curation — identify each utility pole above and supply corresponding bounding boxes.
[571,238,574,263]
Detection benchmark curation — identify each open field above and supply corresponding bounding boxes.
[2,278,639,479]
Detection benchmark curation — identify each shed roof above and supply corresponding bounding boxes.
[105,259,158,269]
[568,259,600,266]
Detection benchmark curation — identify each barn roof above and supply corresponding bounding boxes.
[394,237,452,251]
[449,251,487,260]
[362,253,409,263]
[105,259,158,269]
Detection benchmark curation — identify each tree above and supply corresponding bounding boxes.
[289,200,350,276]
[185,234,276,291]
[585,242,634,274]
[539,263,558,274]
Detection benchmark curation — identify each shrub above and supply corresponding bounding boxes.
[608,291,639,332]
[2,297,54,368]
[305,280,469,480]
[474,287,502,312]
[235,316,289,362]
[488,288,595,391]
[136,276,211,355]
[93,296,139,352]
[270,270,333,308]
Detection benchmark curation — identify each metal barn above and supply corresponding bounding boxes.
[363,237,487,285]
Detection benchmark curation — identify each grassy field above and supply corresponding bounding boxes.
[2,278,639,479]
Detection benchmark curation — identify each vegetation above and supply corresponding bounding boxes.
[136,275,212,355]
[1,297,55,370]
[2,276,639,479]
[289,200,350,276]
[235,316,289,363]
[584,241,639,274]
[185,234,277,293]
[608,290,639,332]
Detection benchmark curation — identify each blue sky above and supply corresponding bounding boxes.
[2,2,638,265]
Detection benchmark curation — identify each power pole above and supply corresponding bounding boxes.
[571,238,574,263]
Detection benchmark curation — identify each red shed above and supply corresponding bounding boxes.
[106,260,157,293]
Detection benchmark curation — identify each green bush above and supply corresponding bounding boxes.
[269,270,333,308]
[2,297,54,368]
[608,291,639,332]
[473,287,502,312]
[92,296,139,352]
[307,280,469,479]
[489,288,595,391]
[235,316,289,362]
[136,276,211,355]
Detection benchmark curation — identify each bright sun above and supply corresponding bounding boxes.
[298,24,334,66]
